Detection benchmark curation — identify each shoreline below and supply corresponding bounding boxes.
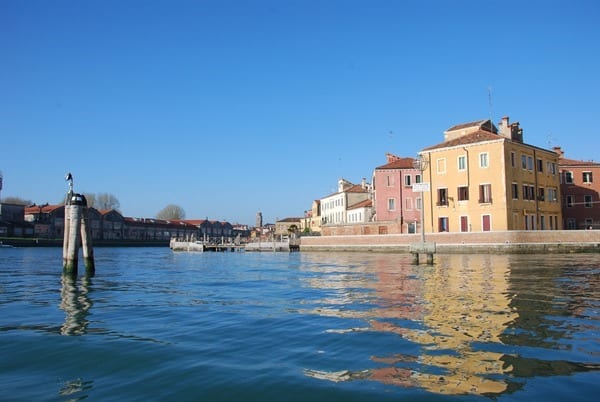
[299,229,600,254]
[0,238,169,247]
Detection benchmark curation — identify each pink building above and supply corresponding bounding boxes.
[373,154,421,233]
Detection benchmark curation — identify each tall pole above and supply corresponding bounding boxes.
[413,155,429,243]
[412,154,434,265]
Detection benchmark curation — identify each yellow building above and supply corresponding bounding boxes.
[419,117,562,232]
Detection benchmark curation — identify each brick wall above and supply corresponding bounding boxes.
[301,228,600,252]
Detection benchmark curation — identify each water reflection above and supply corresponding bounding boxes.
[60,274,93,336]
[302,253,600,397]
[58,377,93,402]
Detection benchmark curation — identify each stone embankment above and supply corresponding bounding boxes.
[300,230,600,253]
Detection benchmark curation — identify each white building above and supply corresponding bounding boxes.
[320,178,372,224]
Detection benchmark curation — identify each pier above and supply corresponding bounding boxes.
[169,238,300,252]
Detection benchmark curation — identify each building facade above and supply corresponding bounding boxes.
[554,146,600,229]
[420,117,562,233]
[320,178,372,225]
[21,205,233,241]
[372,154,420,233]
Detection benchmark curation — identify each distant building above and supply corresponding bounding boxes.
[256,211,263,228]
[22,204,234,242]
[25,204,65,238]
[554,146,600,229]
[372,154,420,233]
[347,198,373,224]
[320,178,372,225]
[299,200,321,233]
[0,203,31,237]
[275,217,303,236]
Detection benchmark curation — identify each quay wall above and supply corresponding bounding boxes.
[300,230,600,253]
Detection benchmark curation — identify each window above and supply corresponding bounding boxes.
[416,197,422,210]
[457,186,469,201]
[511,183,519,199]
[437,158,446,174]
[565,171,573,184]
[547,188,558,202]
[511,152,516,168]
[437,188,448,206]
[538,187,545,201]
[479,184,492,203]
[458,155,467,171]
[585,195,593,208]
[438,217,449,232]
[527,156,534,171]
[521,155,527,169]
[405,198,412,210]
[536,158,543,173]
[566,195,573,207]
[479,152,489,168]
[540,215,546,230]
[388,198,396,211]
[415,174,422,184]
[547,161,557,175]
[583,171,593,183]
[567,218,576,229]
[522,184,534,201]
[404,175,411,187]
[386,175,395,186]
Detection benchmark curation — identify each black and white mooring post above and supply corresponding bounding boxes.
[62,173,95,275]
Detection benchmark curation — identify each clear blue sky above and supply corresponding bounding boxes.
[2,0,599,225]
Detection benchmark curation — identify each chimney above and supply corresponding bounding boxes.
[386,153,400,163]
[498,116,511,138]
[361,178,366,189]
[553,146,564,158]
[498,116,523,143]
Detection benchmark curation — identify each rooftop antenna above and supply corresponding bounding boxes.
[488,86,494,126]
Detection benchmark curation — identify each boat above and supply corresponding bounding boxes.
[169,238,205,252]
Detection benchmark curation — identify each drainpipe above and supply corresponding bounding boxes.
[427,152,434,234]
[533,149,539,229]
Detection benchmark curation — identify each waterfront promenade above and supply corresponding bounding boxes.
[300,229,600,253]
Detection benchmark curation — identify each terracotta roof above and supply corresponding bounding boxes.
[558,157,600,167]
[277,217,302,222]
[423,130,502,151]
[181,219,209,226]
[24,204,63,214]
[375,157,416,170]
[348,199,372,210]
[345,184,369,193]
[445,119,497,133]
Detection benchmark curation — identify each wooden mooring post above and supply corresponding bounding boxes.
[62,173,95,276]
[409,242,436,265]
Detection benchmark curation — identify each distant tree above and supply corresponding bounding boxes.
[1,196,33,205]
[85,192,120,211]
[83,193,96,208]
[156,204,186,220]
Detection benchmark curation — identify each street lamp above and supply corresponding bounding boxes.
[413,154,429,243]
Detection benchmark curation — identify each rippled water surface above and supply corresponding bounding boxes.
[1,247,599,401]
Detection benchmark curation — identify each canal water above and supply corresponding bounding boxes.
[0,247,598,401]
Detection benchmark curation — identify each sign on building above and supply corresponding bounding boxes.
[412,182,430,192]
